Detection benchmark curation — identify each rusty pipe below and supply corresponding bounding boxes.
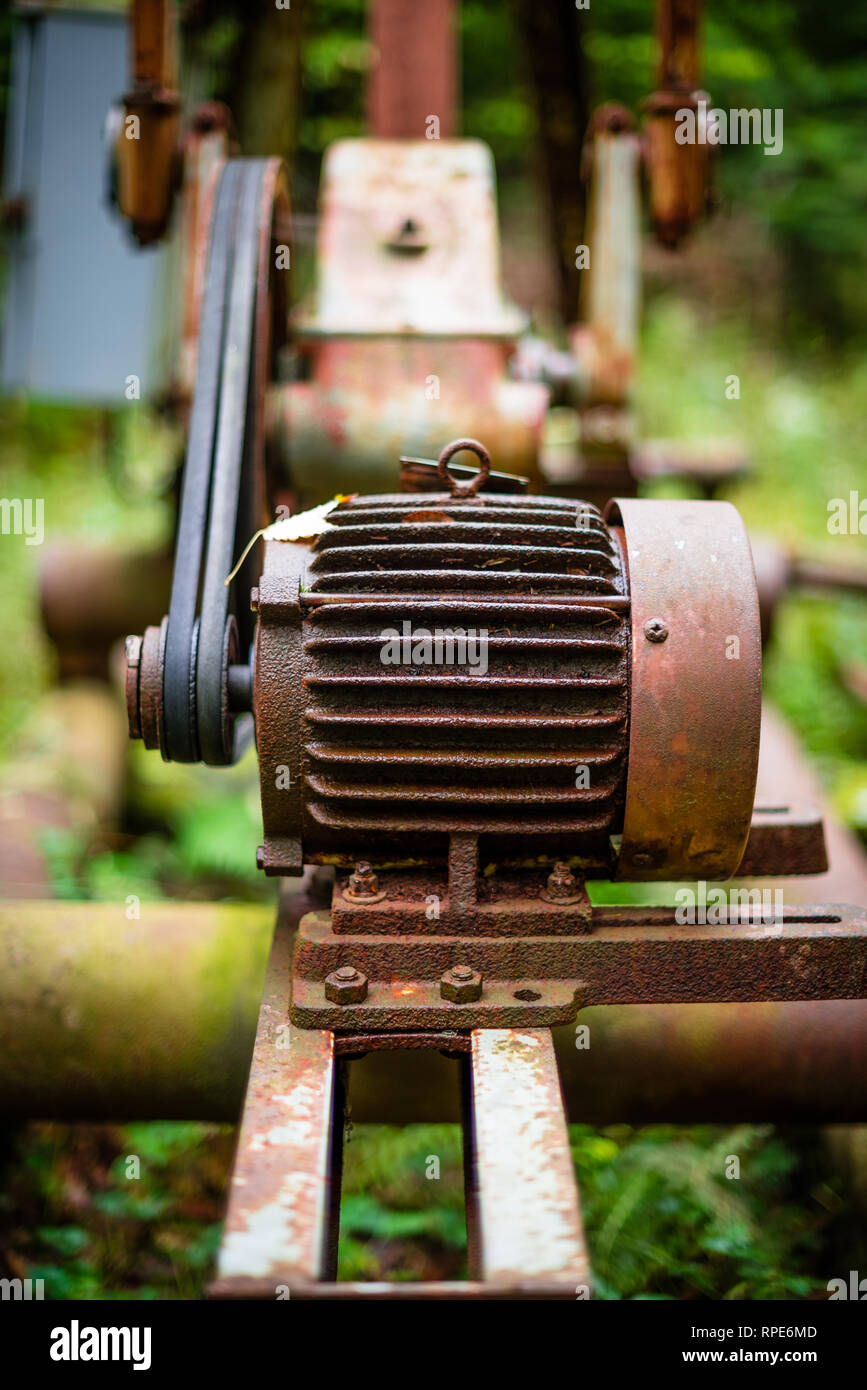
[367,0,458,139]
[1,899,866,1123]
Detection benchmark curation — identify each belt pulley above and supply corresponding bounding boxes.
[126,156,288,764]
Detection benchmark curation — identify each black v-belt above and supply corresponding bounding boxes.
[163,159,268,765]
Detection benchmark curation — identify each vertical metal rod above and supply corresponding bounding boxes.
[656,0,702,91]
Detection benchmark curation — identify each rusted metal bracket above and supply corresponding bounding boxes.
[210,917,588,1300]
[292,898,866,1032]
[738,802,828,876]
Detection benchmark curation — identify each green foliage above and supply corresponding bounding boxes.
[2,1122,234,1300]
[338,1124,466,1282]
[332,1122,849,1296]
[0,401,172,756]
[575,0,867,337]
[638,298,867,825]
[572,1125,829,1300]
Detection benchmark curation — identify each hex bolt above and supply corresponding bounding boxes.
[350,862,378,894]
[644,617,668,643]
[256,846,266,872]
[541,861,585,906]
[440,965,482,1004]
[325,967,368,1005]
[250,587,259,613]
[343,861,387,904]
[547,862,576,898]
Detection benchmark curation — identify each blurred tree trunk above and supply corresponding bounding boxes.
[234,0,304,162]
[185,0,305,165]
[511,0,590,325]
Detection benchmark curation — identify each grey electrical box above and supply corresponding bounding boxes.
[1,6,175,404]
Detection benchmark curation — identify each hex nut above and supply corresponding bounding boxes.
[440,966,482,1004]
[541,861,584,906]
[343,861,387,904]
[325,966,368,1005]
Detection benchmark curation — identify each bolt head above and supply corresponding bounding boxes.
[325,968,368,1005]
[545,863,577,899]
[344,862,385,902]
[644,617,668,643]
[541,861,585,906]
[440,967,482,1004]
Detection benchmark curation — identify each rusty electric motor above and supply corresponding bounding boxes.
[248,465,762,884]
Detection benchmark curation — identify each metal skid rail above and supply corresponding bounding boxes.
[210,888,867,1301]
[209,917,589,1301]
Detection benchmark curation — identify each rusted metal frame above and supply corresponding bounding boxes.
[213,924,591,1298]
[330,869,594,937]
[325,805,828,937]
[4,899,867,1124]
[756,705,867,908]
[467,1029,589,1293]
[346,1001,867,1127]
[737,803,828,877]
[211,921,342,1298]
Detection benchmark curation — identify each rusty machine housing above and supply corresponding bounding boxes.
[127,439,858,1038]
